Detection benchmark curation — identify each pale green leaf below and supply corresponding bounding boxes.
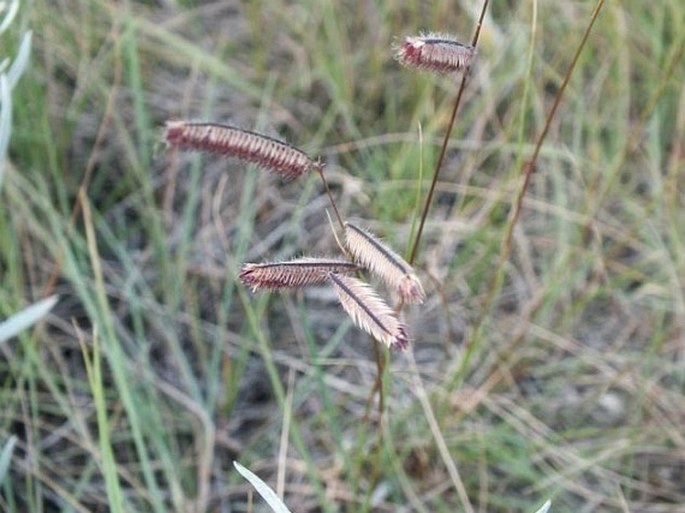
[0,436,17,484]
[233,461,293,513]
[0,295,59,345]
[534,499,552,513]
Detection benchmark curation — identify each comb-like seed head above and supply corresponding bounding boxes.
[394,33,474,75]
[328,272,410,350]
[344,222,426,304]
[239,258,358,292]
[164,121,320,180]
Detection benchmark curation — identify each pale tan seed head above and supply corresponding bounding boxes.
[328,273,410,350]
[344,222,425,304]
[164,121,321,179]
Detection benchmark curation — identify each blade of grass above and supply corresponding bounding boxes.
[80,188,167,513]
[0,295,59,346]
[234,461,293,513]
[0,436,17,485]
[78,324,126,513]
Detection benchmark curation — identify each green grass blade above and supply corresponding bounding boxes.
[81,330,126,513]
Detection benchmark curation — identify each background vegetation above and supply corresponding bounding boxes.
[1,0,684,512]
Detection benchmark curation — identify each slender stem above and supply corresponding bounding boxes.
[364,342,386,511]
[527,0,605,176]
[492,0,606,302]
[454,0,606,386]
[408,75,466,265]
[317,167,346,232]
[408,0,490,265]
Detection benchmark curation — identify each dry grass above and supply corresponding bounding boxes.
[1,1,684,512]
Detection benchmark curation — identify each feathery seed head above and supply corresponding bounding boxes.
[394,33,474,75]
[344,222,425,304]
[239,258,358,292]
[164,121,321,180]
[398,274,425,305]
[328,273,410,350]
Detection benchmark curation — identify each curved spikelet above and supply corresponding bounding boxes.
[328,273,409,350]
[344,222,425,304]
[394,33,474,75]
[239,258,358,291]
[164,121,321,180]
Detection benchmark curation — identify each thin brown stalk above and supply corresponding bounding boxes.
[455,0,606,385]
[328,273,409,350]
[490,0,607,307]
[316,167,345,232]
[239,257,358,291]
[345,222,425,304]
[363,339,388,511]
[408,0,490,265]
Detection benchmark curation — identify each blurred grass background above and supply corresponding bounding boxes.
[1,0,684,512]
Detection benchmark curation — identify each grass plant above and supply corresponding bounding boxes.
[1,1,684,512]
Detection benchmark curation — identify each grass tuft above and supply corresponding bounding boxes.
[1,1,683,512]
